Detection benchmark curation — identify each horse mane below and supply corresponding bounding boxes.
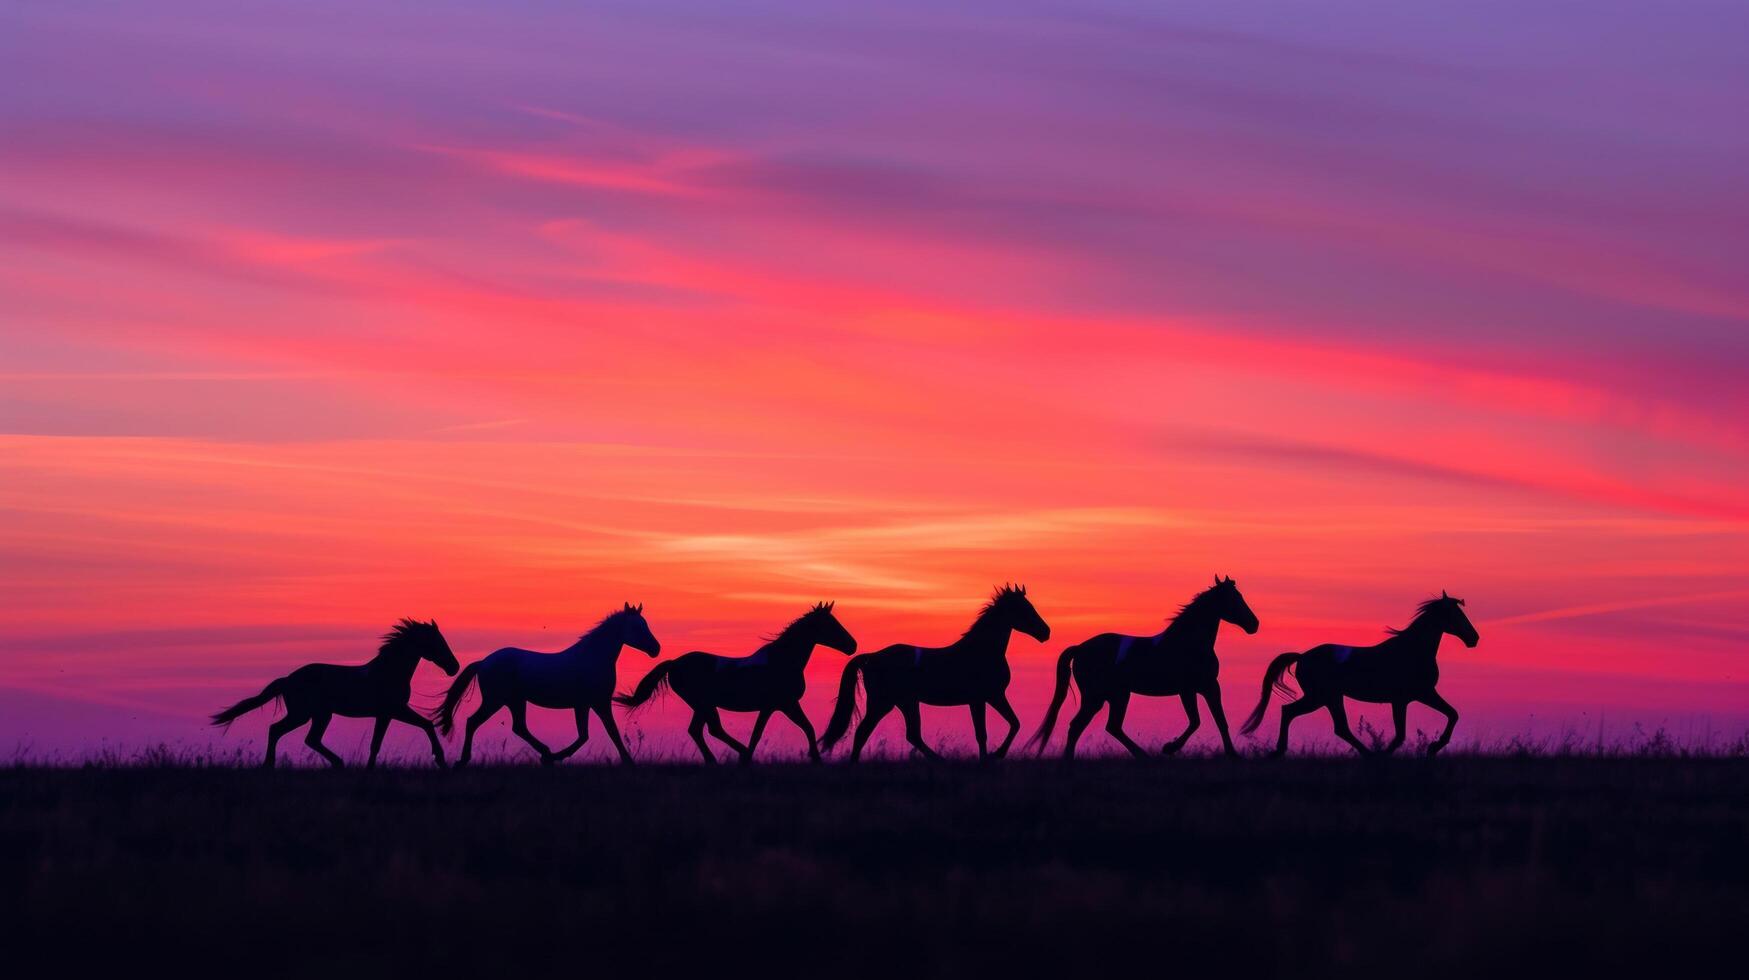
[581,604,643,642]
[1166,583,1223,628]
[768,601,835,643]
[963,584,1027,637]
[379,617,439,656]
[1386,595,1463,636]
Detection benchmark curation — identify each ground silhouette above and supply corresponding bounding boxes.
[4,756,1743,977]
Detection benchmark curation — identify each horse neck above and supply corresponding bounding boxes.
[955,615,1012,658]
[369,646,421,684]
[1163,604,1220,649]
[1390,618,1444,659]
[565,629,622,664]
[759,630,815,670]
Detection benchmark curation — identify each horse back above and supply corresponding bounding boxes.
[1298,641,1435,702]
[282,662,400,716]
[481,646,616,702]
[669,649,805,711]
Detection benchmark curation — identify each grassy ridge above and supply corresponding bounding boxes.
[3,758,1745,976]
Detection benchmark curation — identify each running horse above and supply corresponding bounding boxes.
[614,602,857,764]
[211,617,460,768]
[1240,591,1478,757]
[433,603,661,766]
[821,584,1050,762]
[1029,576,1258,758]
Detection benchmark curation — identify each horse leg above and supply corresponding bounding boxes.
[742,710,773,765]
[367,716,391,769]
[780,701,822,763]
[1385,701,1408,755]
[1203,684,1240,758]
[1062,696,1105,759]
[391,704,447,768]
[594,703,634,765]
[969,701,990,761]
[1326,698,1371,756]
[704,709,749,757]
[458,700,500,768]
[1104,692,1148,758]
[988,691,1022,759]
[552,707,591,762]
[507,701,555,766]
[264,714,305,768]
[849,701,891,763]
[1161,692,1200,756]
[1420,691,1459,756]
[899,702,941,761]
[1270,698,1320,758]
[688,711,717,765]
[305,713,344,768]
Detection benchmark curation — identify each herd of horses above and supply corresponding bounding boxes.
[212,580,1480,767]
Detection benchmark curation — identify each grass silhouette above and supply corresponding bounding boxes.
[2,748,1745,975]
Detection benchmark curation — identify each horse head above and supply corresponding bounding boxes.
[1433,591,1479,648]
[989,583,1050,643]
[387,618,459,676]
[617,602,662,657]
[1211,575,1260,634]
[803,601,858,655]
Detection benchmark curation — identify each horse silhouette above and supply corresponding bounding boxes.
[1239,591,1478,757]
[821,584,1049,762]
[614,602,855,764]
[211,618,459,768]
[1030,576,1258,759]
[433,603,660,767]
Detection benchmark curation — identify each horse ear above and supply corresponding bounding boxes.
[1442,589,1449,599]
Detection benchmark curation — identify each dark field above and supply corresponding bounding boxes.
[3,758,1745,977]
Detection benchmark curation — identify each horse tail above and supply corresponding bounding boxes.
[1026,644,1080,753]
[210,677,285,728]
[432,660,481,737]
[819,654,872,751]
[1239,652,1301,735]
[613,660,674,713]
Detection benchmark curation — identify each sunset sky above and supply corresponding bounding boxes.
[3,1,1746,760]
